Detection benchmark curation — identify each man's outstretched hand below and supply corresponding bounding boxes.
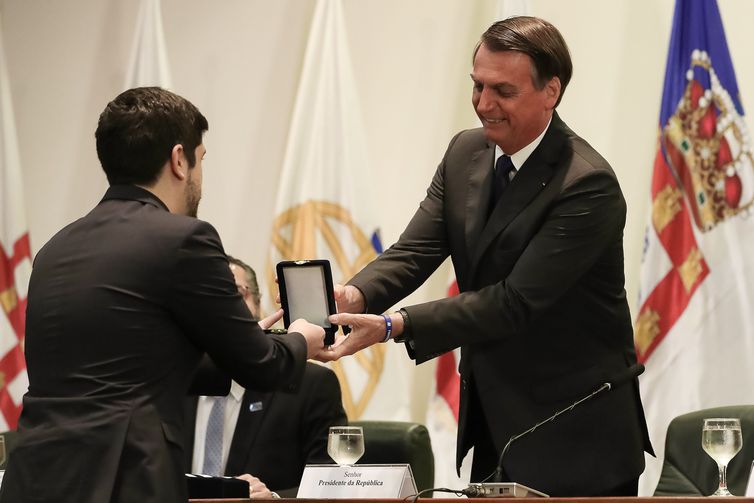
[313,312,402,362]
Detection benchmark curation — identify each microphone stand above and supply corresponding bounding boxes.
[488,381,612,483]
[465,363,644,497]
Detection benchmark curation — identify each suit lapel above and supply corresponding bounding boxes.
[225,390,273,475]
[464,144,495,267]
[184,397,199,471]
[470,116,568,271]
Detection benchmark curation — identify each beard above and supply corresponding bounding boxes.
[185,172,201,218]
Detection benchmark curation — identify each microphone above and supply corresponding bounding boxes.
[604,363,645,389]
[474,363,645,492]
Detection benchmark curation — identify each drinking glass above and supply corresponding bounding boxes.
[702,418,743,496]
[327,426,364,466]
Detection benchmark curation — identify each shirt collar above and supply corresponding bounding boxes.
[229,380,244,402]
[102,184,170,212]
[202,381,244,403]
[495,116,553,171]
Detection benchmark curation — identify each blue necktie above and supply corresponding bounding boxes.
[203,397,225,476]
[493,154,515,203]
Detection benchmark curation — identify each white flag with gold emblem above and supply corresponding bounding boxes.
[0,13,32,430]
[266,0,411,421]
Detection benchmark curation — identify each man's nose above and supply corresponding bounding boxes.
[476,87,495,114]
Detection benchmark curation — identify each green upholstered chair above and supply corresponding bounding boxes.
[654,405,754,496]
[0,430,19,470]
[350,420,435,491]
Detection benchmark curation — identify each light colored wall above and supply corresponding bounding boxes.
[2,0,753,423]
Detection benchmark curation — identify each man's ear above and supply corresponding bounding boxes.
[545,76,561,109]
[169,144,187,181]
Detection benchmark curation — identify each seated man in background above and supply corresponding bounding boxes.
[186,256,347,498]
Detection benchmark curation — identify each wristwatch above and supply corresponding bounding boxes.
[393,308,412,344]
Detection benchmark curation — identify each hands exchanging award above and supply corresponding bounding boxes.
[316,284,402,363]
[271,260,398,363]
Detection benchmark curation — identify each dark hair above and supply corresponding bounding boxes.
[95,87,208,186]
[474,16,572,107]
[227,255,261,312]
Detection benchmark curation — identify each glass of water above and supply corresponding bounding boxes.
[702,418,743,496]
[327,426,364,466]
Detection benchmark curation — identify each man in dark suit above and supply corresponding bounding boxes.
[185,257,347,498]
[0,87,327,503]
[324,17,652,496]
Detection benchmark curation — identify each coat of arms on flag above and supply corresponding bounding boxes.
[268,199,384,419]
[662,50,754,233]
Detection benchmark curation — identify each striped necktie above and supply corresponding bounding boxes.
[202,396,225,476]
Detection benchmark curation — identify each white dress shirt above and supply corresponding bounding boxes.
[191,380,245,475]
[494,117,552,176]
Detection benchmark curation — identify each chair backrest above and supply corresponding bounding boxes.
[350,420,435,492]
[654,404,754,496]
[0,430,19,470]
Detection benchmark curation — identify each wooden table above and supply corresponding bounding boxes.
[190,498,754,502]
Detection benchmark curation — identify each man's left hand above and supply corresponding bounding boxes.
[235,473,277,499]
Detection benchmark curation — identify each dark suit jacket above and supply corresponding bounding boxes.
[184,362,347,495]
[0,185,308,503]
[349,114,652,496]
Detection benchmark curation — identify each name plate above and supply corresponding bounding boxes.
[297,464,417,498]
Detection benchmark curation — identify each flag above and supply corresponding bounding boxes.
[425,1,530,491]
[124,0,172,89]
[635,0,754,494]
[266,0,411,422]
[0,12,31,430]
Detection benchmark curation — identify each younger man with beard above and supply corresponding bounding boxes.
[0,87,327,503]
